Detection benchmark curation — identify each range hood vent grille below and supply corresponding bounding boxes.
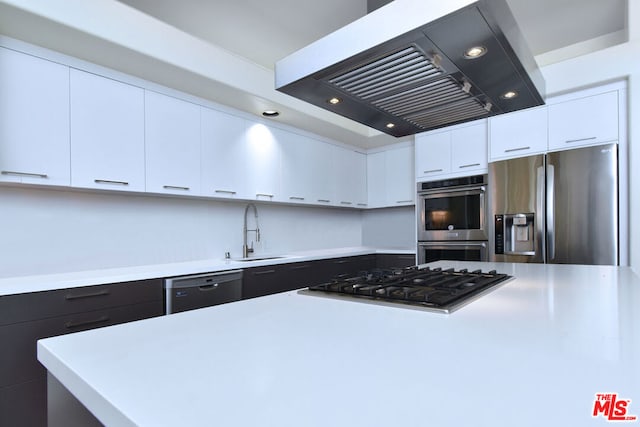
[328,44,490,131]
[405,97,489,129]
[328,45,444,100]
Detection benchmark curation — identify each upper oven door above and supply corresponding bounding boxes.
[417,185,487,241]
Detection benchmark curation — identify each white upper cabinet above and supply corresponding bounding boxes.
[366,151,386,208]
[333,146,367,208]
[0,47,70,186]
[70,69,145,191]
[201,107,249,199]
[386,146,415,205]
[280,132,333,205]
[415,131,451,180]
[451,121,487,173]
[489,106,548,161]
[547,90,619,151]
[416,120,486,181]
[244,123,281,202]
[311,142,334,205]
[368,146,414,208]
[145,91,201,196]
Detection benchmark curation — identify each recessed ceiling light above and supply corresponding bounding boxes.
[501,90,518,99]
[464,46,487,59]
[328,97,342,105]
[262,110,279,117]
[386,123,395,129]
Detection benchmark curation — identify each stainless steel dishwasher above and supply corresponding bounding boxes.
[164,270,243,314]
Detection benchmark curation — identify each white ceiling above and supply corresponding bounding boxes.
[0,0,628,149]
[116,0,626,70]
[112,0,627,147]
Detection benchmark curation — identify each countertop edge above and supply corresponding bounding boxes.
[0,247,415,296]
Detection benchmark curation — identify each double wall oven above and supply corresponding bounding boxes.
[417,174,488,264]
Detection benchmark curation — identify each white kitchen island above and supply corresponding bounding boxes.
[37,261,640,427]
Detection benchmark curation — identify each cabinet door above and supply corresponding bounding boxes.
[0,378,47,427]
[201,107,249,199]
[279,130,313,204]
[366,151,386,208]
[385,146,415,205]
[244,123,281,202]
[333,147,367,208]
[0,47,70,186]
[548,90,619,150]
[280,133,335,206]
[451,121,487,173]
[145,91,201,195]
[311,141,334,205]
[489,106,547,161]
[415,131,451,180]
[368,147,415,208]
[70,69,145,191]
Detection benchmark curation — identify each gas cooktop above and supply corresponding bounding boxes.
[299,266,512,314]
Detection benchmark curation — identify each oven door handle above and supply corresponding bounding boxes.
[419,242,487,249]
[418,185,485,197]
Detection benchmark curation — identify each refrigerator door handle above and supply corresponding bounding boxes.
[546,164,555,261]
[536,165,546,263]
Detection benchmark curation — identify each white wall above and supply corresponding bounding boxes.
[0,186,363,278]
[361,206,415,249]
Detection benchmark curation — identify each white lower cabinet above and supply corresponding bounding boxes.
[145,91,201,196]
[367,146,414,208]
[0,47,70,186]
[489,106,547,161]
[200,107,249,199]
[70,69,145,192]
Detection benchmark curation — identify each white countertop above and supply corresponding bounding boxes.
[0,246,414,296]
[38,261,640,427]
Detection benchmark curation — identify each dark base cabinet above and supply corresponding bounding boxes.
[0,378,47,427]
[376,253,416,269]
[0,279,163,427]
[242,255,378,300]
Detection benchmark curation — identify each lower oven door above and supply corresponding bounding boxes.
[418,241,488,264]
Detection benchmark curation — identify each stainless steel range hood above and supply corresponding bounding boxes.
[275,0,545,137]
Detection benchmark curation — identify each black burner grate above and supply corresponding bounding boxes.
[304,267,511,313]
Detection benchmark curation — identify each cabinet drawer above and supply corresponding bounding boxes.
[0,279,162,326]
[0,300,162,387]
[376,254,416,269]
[242,266,285,299]
[322,255,376,279]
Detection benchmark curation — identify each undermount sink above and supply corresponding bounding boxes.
[232,256,285,262]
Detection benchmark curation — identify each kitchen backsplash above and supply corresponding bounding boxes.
[0,186,414,278]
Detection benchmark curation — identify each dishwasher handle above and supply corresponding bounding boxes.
[164,270,243,290]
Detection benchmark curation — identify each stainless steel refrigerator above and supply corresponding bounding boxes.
[488,143,618,265]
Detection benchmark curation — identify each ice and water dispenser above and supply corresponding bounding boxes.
[494,213,535,255]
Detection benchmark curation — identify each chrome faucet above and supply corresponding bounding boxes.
[242,203,260,258]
